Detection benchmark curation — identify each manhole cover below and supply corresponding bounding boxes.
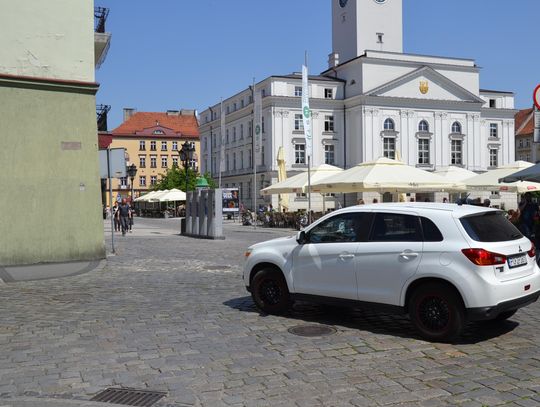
[91,388,166,406]
[51,294,93,303]
[206,265,231,270]
[288,325,336,337]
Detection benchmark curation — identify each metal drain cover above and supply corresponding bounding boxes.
[288,325,336,337]
[91,388,166,406]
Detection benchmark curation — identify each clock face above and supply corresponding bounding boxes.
[339,0,348,8]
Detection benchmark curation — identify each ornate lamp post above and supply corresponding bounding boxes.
[179,141,195,193]
[126,163,137,204]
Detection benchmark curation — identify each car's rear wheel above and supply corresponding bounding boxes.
[408,283,465,342]
[251,268,291,314]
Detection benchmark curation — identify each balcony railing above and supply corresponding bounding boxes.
[94,7,109,33]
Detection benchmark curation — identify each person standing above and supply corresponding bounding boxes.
[518,193,538,239]
[112,202,120,232]
[118,198,131,236]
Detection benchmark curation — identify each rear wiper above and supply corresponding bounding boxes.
[511,233,522,239]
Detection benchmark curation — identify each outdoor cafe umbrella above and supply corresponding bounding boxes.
[261,164,344,195]
[434,166,477,182]
[466,161,540,193]
[158,189,186,202]
[499,162,540,184]
[310,157,464,193]
[134,191,160,202]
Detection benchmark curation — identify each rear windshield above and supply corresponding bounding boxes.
[460,211,523,242]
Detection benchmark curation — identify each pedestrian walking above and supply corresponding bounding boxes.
[118,198,131,236]
[113,202,120,232]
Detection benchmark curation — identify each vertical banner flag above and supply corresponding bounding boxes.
[220,101,226,173]
[254,90,262,166]
[302,65,312,159]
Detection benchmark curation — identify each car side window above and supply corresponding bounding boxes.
[308,213,372,244]
[420,217,443,242]
[369,213,422,242]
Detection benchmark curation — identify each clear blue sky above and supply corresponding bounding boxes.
[96,0,540,129]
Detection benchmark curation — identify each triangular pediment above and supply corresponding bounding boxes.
[366,66,484,104]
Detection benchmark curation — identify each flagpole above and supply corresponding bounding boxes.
[219,98,223,189]
[252,78,257,228]
[304,51,312,225]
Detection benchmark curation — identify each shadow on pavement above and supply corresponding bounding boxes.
[223,296,519,345]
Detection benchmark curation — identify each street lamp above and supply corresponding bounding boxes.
[126,163,137,204]
[179,141,195,193]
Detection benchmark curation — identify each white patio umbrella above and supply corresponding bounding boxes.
[261,164,344,195]
[158,189,186,202]
[434,166,477,182]
[147,190,170,201]
[310,158,464,193]
[466,161,540,193]
[134,191,161,202]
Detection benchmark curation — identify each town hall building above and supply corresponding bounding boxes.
[199,0,517,210]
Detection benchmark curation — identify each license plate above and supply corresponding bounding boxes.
[508,254,527,269]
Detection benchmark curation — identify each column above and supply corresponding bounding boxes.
[400,110,409,163]
[473,114,481,170]
[441,113,449,167]
[434,112,442,167]
[480,120,487,170]
[363,108,373,161]
[407,110,416,167]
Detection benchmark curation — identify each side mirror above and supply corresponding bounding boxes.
[297,230,308,245]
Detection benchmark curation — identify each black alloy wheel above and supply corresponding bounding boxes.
[251,268,291,314]
[409,282,465,342]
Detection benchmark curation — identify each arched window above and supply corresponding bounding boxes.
[451,121,462,134]
[418,120,429,132]
[383,118,395,131]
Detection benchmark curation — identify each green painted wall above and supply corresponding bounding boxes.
[0,83,105,266]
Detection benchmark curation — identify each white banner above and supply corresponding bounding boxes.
[254,90,262,166]
[220,101,226,173]
[302,65,313,160]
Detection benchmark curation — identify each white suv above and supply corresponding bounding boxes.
[243,203,540,342]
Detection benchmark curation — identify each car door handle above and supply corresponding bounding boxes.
[339,254,355,260]
[399,251,419,260]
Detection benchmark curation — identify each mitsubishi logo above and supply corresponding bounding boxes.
[519,246,523,253]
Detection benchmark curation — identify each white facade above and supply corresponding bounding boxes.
[200,0,517,211]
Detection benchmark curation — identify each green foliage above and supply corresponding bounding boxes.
[153,166,215,192]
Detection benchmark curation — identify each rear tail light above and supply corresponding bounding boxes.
[462,248,507,266]
[528,242,536,258]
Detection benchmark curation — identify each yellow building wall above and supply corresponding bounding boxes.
[105,137,200,204]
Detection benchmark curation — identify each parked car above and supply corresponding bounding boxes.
[243,203,540,342]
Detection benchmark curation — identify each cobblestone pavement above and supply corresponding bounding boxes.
[1,217,540,407]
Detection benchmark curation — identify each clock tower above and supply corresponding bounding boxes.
[330,0,403,66]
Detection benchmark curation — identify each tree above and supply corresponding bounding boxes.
[153,166,216,192]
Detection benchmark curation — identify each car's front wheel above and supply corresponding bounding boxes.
[408,283,465,342]
[251,268,291,315]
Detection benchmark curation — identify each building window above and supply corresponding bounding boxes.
[262,117,265,133]
[451,139,463,165]
[490,123,498,138]
[451,121,462,134]
[139,155,146,168]
[150,176,157,186]
[139,176,146,187]
[519,139,523,148]
[120,177,127,187]
[161,156,168,168]
[383,137,395,159]
[240,151,244,169]
[172,141,178,151]
[294,114,304,131]
[233,127,237,142]
[418,120,429,132]
[294,86,302,97]
[240,124,244,139]
[150,156,157,168]
[325,88,333,99]
[161,141,167,151]
[172,156,178,167]
[139,141,146,151]
[489,148,498,168]
[324,115,335,132]
[241,100,245,108]
[383,118,395,131]
[295,144,306,164]
[212,135,216,148]
[325,144,335,165]
[489,99,496,108]
[226,129,229,144]
[261,145,265,166]
[418,139,430,165]
[261,89,266,97]
[248,149,252,168]
[377,33,384,44]
[226,154,229,171]
[150,141,156,151]
[233,102,237,111]
[526,139,531,147]
[232,152,237,170]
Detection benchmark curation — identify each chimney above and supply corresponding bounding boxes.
[180,109,196,116]
[328,52,340,69]
[166,110,180,116]
[123,108,136,122]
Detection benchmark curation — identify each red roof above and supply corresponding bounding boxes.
[515,108,534,136]
[112,112,199,139]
